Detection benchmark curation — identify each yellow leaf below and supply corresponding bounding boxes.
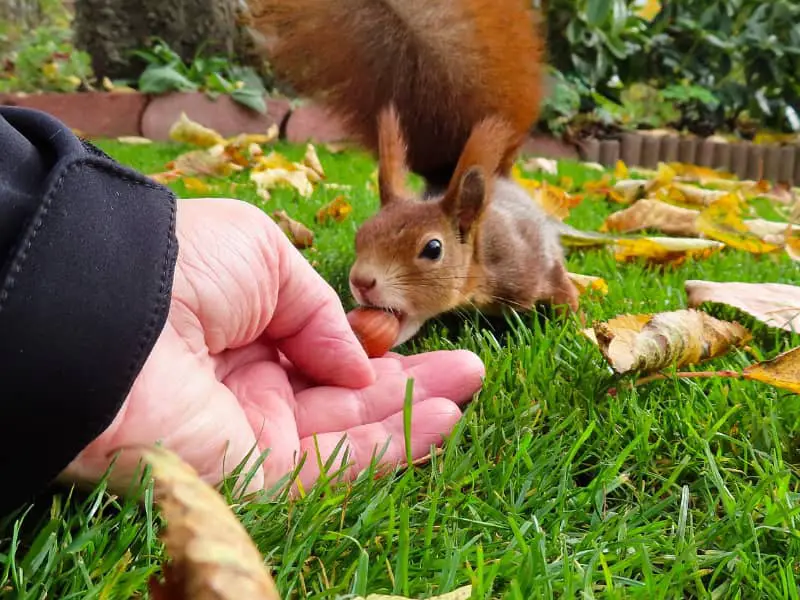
[685,280,800,333]
[273,210,314,248]
[568,272,608,296]
[316,195,353,224]
[582,314,652,346]
[654,182,729,208]
[696,193,783,254]
[635,0,662,21]
[613,236,725,266]
[168,112,226,148]
[137,446,281,600]
[614,160,629,179]
[601,199,700,237]
[665,161,737,184]
[786,227,800,261]
[742,346,800,394]
[589,309,751,375]
[182,177,213,194]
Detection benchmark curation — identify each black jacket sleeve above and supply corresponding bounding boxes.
[0,106,178,516]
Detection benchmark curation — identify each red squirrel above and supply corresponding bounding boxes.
[249,0,581,346]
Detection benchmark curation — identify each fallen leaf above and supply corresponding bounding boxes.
[168,112,226,148]
[742,346,800,394]
[614,160,630,180]
[182,177,213,194]
[601,199,700,237]
[138,446,281,600]
[613,236,725,266]
[611,179,651,204]
[303,143,326,180]
[149,169,183,184]
[521,156,558,175]
[582,314,652,346]
[316,195,353,224]
[558,225,617,248]
[696,193,782,254]
[589,309,751,375]
[685,280,800,333]
[252,168,315,199]
[273,210,314,248]
[116,135,153,144]
[654,182,729,208]
[568,272,609,296]
[512,166,580,219]
[354,586,473,600]
[170,149,243,178]
[787,228,800,261]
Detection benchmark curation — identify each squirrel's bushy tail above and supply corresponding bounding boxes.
[248,0,544,184]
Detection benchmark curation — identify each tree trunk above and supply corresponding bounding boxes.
[0,0,44,28]
[72,0,251,82]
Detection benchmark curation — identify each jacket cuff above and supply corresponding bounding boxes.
[0,113,178,515]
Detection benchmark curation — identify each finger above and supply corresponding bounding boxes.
[294,349,484,438]
[296,397,463,489]
[265,235,375,389]
[223,361,302,489]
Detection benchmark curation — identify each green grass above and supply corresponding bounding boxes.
[2,139,800,599]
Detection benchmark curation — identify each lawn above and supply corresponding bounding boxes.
[2,138,800,599]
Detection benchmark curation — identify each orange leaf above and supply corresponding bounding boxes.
[742,346,800,394]
[316,195,353,224]
[168,112,226,148]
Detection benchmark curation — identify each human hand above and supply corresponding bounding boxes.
[62,197,485,496]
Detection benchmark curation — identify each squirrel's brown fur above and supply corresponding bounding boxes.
[248,0,544,186]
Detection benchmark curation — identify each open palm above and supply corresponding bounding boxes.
[63,198,484,495]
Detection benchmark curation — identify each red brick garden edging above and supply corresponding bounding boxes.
[2,91,797,185]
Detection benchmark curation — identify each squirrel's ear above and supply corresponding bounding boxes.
[377,104,409,206]
[443,166,488,241]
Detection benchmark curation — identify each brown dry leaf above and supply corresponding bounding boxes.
[316,195,353,224]
[601,199,700,236]
[582,314,652,346]
[139,446,281,600]
[685,280,800,333]
[613,236,725,266]
[168,112,226,148]
[250,151,321,198]
[302,143,326,181]
[170,149,244,178]
[665,162,737,185]
[696,193,783,254]
[568,272,609,296]
[354,586,473,600]
[273,210,314,248]
[149,169,183,184]
[589,309,751,375]
[742,346,800,394]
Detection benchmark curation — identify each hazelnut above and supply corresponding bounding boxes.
[346,307,400,358]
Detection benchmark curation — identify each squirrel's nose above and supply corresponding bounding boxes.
[351,275,377,294]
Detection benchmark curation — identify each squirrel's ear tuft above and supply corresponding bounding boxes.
[377,104,409,206]
[443,166,488,241]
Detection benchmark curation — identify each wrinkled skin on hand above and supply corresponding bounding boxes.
[63,198,485,496]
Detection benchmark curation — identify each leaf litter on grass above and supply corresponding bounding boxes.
[146,112,333,249]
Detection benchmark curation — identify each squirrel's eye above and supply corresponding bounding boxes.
[419,239,442,260]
